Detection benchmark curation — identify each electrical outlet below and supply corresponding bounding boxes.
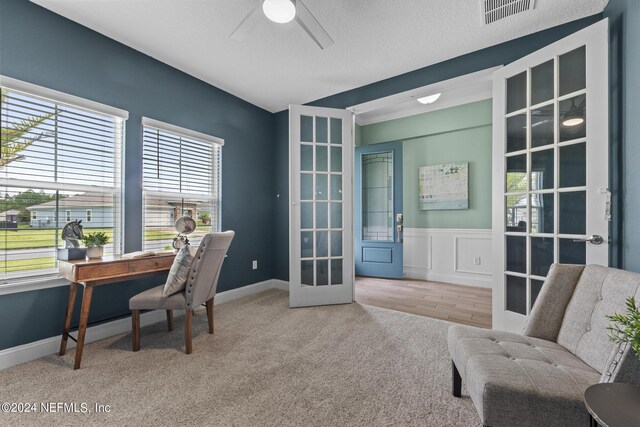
[252,260,258,270]
[474,257,481,266]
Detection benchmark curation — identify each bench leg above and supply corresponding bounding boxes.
[452,360,462,397]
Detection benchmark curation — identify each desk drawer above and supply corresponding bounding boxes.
[77,262,130,281]
[129,256,174,273]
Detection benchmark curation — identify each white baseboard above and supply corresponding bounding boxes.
[0,279,287,370]
[403,267,492,288]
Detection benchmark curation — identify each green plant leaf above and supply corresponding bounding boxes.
[607,296,640,359]
[1,90,54,167]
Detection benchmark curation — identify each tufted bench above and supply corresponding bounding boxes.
[448,264,640,427]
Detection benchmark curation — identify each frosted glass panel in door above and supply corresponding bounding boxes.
[362,152,393,241]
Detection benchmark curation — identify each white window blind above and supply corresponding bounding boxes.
[142,118,222,251]
[0,78,125,285]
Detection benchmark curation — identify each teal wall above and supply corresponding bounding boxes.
[360,100,492,229]
[0,0,275,351]
[604,1,640,270]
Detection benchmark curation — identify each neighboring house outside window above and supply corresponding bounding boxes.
[0,77,128,286]
[86,209,92,222]
[141,117,222,251]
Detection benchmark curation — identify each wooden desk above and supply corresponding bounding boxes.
[58,253,175,369]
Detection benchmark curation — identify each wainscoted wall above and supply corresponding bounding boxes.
[403,228,492,288]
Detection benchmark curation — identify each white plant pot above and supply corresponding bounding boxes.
[86,246,104,259]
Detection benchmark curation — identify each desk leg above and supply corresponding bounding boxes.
[74,285,94,370]
[59,282,78,356]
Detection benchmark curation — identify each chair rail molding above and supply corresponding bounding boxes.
[403,228,492,288]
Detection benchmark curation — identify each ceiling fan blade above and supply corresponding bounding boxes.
[229,3,263,41]
[294,0,334,49]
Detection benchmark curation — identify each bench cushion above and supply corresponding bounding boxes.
[448,324,600,427]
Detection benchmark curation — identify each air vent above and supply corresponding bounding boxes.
[483,0,535,25]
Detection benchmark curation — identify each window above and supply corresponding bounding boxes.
[141,117,222,251]
[86,209,92,222]
[1,77,127,285]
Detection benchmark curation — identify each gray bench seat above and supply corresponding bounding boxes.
[448,264,640,427]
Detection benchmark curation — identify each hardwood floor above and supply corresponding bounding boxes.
[355,276,492,328]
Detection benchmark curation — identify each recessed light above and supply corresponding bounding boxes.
[263,0,296,24]
[562,117,585,127]
[561,99,585,127]
[417,93,442,104]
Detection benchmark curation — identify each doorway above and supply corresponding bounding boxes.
[349,70,496,327]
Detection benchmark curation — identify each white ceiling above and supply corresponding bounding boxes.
[31,0,607,113]
[351,67,498,126]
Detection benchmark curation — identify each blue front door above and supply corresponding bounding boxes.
[355,142,403,279]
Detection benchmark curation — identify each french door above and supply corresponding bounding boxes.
[289,105,354,307]
[492,20,609,332]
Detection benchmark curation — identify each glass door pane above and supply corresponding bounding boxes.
[362,152,393,241]
[503,44,589,316]
[298,114,345,287]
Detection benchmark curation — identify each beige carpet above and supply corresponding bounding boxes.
[0,289,480,426]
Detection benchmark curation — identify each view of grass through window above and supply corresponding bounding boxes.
[1,88,123,283]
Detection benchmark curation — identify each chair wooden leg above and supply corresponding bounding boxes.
[132,310,140,352]
[206,298,214,334]
[166,310,174,331]
[452,360,462,397]
[184,310,193,354]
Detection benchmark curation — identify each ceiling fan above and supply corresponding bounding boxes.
[230,0,334,49]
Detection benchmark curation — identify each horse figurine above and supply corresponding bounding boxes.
[61,220,84,248]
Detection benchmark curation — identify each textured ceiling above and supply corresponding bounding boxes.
[32,0,607,112]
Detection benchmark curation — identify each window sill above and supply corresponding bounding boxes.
[0,277,70,296]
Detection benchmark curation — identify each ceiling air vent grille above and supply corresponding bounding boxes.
[483,0,535,25]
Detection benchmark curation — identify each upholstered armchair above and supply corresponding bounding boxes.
[448,263,640,427]
[129,231,234,354]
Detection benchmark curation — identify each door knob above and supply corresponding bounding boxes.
[572,235,605,245]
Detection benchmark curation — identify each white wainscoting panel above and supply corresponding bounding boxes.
[403,228,492,288]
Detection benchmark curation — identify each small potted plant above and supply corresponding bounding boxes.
[199,212,211,225]
[607,296,640,359]
[82,231,109,259]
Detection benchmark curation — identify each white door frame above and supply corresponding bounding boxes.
[492,19,609,332]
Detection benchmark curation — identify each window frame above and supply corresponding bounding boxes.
[0,76,128,292]
[86,209,93,222]
[140,117,223,251]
